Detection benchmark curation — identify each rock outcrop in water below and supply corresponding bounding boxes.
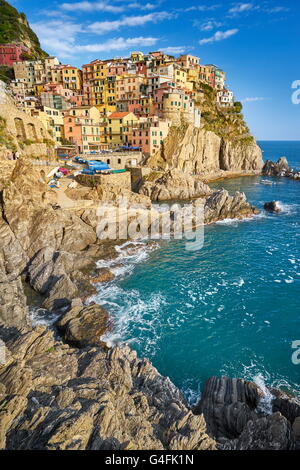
[204,189,259,224]
[264,201,281,213]
[194,376,299,450]
[262,157,300,180]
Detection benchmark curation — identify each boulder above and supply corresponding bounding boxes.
[262,157,290,177]
[91,268,115,284]
[293,417,300,440]
[42,275,78,312]
[56,303,111,347]
[264,201,281,213]
[204,189,259,224]
[139,169,213,201]
[194,376,263,439]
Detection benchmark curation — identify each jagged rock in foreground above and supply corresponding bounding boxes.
[0,327,216,450]
[262,157,300,180]
[139,169,213,201]
[194,376,299,450]
[204,189,259,224]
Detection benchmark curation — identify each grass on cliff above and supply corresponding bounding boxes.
[199,83,254,145]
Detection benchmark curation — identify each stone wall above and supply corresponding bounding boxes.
[76,171,131,190]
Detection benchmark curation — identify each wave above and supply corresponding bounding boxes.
[220,355,300,405]
[276,201,299,215]
[29,307,60,327]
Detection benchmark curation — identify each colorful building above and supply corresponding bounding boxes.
[0,43,30,67]
[64,106,103,153]
[103,111,138,147]
[128,116,171,156]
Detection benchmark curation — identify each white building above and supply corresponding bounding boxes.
[217,89,234,107]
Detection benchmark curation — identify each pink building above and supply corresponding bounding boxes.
[136,61,147,76]
[128,116,171,156]
[0,43,30,67]
[107,62,128,77]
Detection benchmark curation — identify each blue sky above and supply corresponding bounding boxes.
[10,0,300,140]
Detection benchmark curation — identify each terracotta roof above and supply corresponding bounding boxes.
[108,112,131,118]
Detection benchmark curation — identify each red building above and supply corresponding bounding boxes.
[0,43,30,67]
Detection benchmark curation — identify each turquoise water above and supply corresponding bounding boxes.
[96,141,300,402]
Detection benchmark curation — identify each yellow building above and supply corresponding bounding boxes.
[50,65,82,93]
[173,65,188,88]
[61,66,82,92]
[103,111,138,147]
[31,107,65,147]
[140,96,155,115]
[130,51,144,63]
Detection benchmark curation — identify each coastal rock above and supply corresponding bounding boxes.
[262,157,290,177]
[0,218,29,328]
[194,376,263,439]
[219,140,264,172]
[0,328,216,451]
[42,274,78,312]
[233,412,295,450]
[272,389,300,425]
[139,169,213,201]
[293,418,300,440]
[0,278,28,329]
[56,303,111,347]
[91,268,115,283]
[264,201,281,213]
[204,189,259,224]
[146,124,263,176]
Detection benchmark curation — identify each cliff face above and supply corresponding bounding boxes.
[0,0,48,59]
[0,81,55,159]
[146,124,263,176]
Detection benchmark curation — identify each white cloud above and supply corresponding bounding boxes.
[182,5,221,12]
[60,1,125,13]
[127,2,157,10]
[31,18,159,58]
[160,46,188,55]
[242,97,267,103]
[228,3,254,14]
[75,36,159,53]
[31,20,83,57]
[88,12,175,34]
[199,29,239,45]
[60,0,163,13]
[194,19,223,31]
[266,6,290,13]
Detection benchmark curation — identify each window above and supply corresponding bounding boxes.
[69,127,72,132]
[118,158,121,164]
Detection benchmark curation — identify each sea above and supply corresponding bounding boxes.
[94,141,300,404]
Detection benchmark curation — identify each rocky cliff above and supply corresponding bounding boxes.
[146,124,263,177]
[1,158,298,451]
[0,80,55,159]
